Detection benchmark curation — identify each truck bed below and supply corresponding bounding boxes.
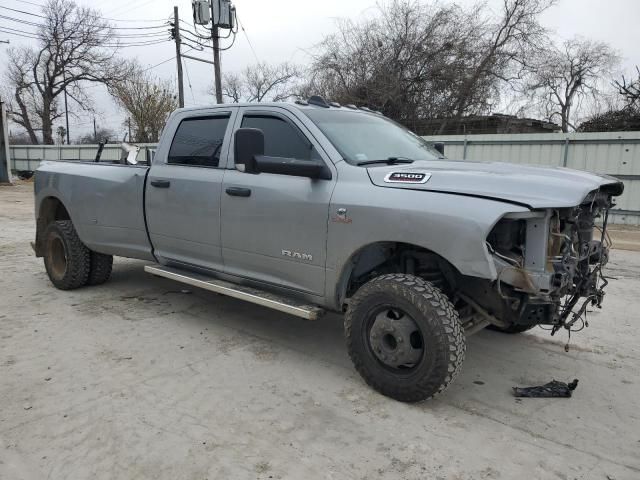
[35,161,154,260]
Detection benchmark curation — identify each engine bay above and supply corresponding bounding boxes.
[485,189,617,336]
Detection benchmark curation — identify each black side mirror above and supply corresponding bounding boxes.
[434,142,445,156]
[235,128,264,174]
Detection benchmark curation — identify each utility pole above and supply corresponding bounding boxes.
[211,24,223,104]
[93,116,97,142]
[173,6,185,108]
[1,99,13,184]
[62,69,70,144]
[190,0,232,103]
[127,117,132,142]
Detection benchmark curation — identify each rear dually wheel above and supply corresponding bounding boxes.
[43,220,90,290]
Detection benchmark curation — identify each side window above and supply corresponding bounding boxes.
[168,115,230,167]
[241,115,314,161]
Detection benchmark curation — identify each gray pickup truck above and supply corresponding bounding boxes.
[33,96,623,402]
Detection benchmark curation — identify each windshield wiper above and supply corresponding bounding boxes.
[356,157,414,166]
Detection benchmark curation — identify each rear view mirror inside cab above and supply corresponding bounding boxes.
[234,128,264,174]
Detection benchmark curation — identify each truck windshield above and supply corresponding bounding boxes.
[304,109,442,165]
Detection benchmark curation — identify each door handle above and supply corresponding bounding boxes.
[225,187,251,197]
[150,179,171,188]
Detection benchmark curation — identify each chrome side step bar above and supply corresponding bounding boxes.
[144,265,325,320]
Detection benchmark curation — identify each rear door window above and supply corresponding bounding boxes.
[168,115,230,167]
[241,115,314,161]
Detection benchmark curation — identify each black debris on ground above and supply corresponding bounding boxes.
[513,379,579,398]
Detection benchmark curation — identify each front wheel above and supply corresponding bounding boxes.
[345,274,466,402]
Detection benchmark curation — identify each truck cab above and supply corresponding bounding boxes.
[145,102,337,303]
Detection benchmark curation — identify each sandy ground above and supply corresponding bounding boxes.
[1,182,639,480]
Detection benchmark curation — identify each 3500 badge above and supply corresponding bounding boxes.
[383,172,431,184]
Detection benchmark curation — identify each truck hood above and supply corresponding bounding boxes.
[366,160,624,209]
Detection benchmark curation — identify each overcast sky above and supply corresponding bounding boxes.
[1,0,639,139]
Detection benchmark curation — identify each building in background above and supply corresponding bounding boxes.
[411,114,561,135]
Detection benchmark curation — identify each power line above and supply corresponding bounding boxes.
[0,13,41,27]
[0,25,39,36]
[103,39,170,48]
[8,0,43,7]
[180,19,213,40]
[182,57,196,104]
[0,24,170,46]
[0,12,171,45]
[0,17,168,38]
[106,0,158,20]
[178,22,237,52]
[0,14,168,34]
[82,52,188,89]
[103,31,169,39]
[9,0,168,23]
[0,5,45,18]
[179,29,212,51]
[0,28,38,40]
[218,31,237,52]
[142,55,176,72]
[141,47,194,73]
[237,16,260,64]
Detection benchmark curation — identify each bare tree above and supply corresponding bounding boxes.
[221,72,244,103]
[524,38,619,132]
[4,0,131,144]
[305,1,486,125]
[577,108,640,132]
[56,126,67,144]
[8,132,35,145]
[78,127,117,144]
[577,66,640,132]
[244,63,300,102]
[614,66,640,109]
[218,62,300,103]
[304,0,554,132]
[446,0,556,131]
[110,67,177,143]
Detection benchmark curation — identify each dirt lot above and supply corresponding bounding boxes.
[1,182,639,480]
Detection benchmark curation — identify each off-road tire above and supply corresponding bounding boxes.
[87,251,113,286]
[43,220,90,290]
[345,273,466,402]
[487,323,535,334]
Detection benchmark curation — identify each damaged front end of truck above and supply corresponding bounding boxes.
[479,183,624,337]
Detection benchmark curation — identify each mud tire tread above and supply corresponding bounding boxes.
[87,251,113,286]
[43,220,90,290]
[345,273,465,402]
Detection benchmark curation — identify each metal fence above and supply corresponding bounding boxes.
[424,132,640,225]
[9,143,156,171]
[9,132,640,225]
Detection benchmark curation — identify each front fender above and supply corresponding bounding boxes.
[324,170,529,309]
